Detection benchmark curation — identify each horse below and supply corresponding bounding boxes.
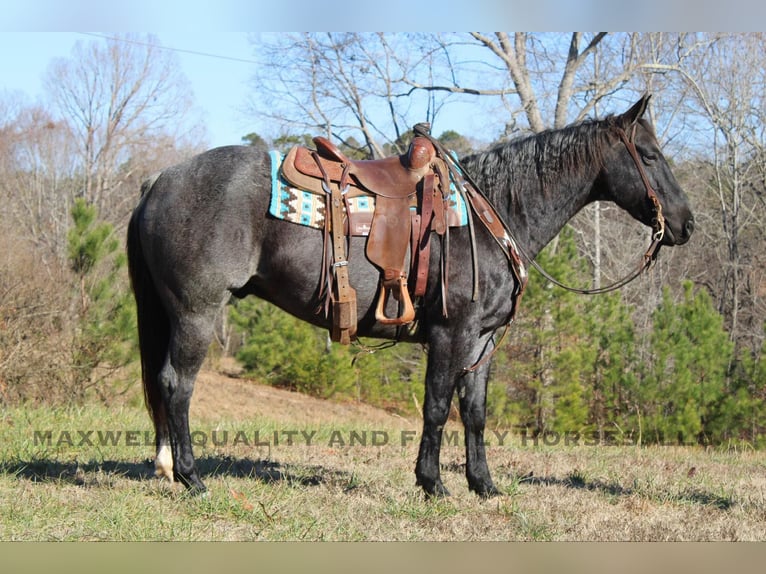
[127,94,694,498]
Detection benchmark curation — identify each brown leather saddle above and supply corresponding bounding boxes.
[280,128,528,346]
[281,134,452,343]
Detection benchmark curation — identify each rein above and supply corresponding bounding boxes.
[524,124,666,295]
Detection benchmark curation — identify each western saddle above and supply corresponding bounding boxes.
[280,124,526,345]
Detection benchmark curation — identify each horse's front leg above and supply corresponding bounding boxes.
[457,346,501,498]
[415,331,456,497]
[415,327,498,497]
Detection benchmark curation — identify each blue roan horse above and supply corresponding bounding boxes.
[127,95,694,497]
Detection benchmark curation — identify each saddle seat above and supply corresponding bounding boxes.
[312,136,437,197]
[284,136,438,198]
[280,134,450,343]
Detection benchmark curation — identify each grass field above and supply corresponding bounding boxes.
[2,370,766,541]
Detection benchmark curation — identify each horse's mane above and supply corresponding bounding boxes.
[461,115,624,211]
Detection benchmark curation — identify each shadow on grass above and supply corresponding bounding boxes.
[510,471,734,510]
[6,456,735,510]
[0,455,350,489]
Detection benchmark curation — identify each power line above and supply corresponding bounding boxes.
[77,32,259,65]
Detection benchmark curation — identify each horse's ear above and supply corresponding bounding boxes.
[621,93,651,127]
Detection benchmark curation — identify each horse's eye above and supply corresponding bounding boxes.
[642,152,658,165]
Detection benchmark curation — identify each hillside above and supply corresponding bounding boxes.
[191,368,416,428]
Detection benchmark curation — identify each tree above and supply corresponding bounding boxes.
[249,33,513,157]
[0,36,206,403]
[0,97,80,261]
[731,332,766,446]
[229,297,356,398]
[643,282,734,445]
[582,291,640,442]
[44,33,206,223]
[497,227,592,433]
[241,132,266,147]
[66,198,137,400]
[0,223,70,403]
[667,33,766,355]
[436,130,474,158]
[228,296,426,411]
[271,133,313,155]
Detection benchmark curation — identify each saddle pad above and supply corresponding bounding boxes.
[268,150,468,233]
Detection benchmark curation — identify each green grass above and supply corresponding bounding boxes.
[2,399,766,541]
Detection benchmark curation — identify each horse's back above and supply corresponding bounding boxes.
[142,145,270,217]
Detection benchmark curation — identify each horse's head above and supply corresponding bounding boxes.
[597,94,694,246]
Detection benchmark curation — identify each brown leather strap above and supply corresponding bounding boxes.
[431,160,449,235]
[413,173,435,297]
[617,126,665,242]
[410,211,421,278]
[440,225,450,318]
[313,152,357,343]
[317,191,332,316]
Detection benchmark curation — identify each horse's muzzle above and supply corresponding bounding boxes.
[666,214,694,246]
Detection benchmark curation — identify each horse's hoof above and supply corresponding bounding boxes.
[477,485,502,499]
[179,484,208,498]
[175,471,207,495]
[469,480,501,498]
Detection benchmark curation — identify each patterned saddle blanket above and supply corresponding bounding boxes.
[268,150,469,234]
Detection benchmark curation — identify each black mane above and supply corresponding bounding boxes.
[461,116,619,211]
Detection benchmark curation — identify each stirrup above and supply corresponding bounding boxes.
[375,276,416,325]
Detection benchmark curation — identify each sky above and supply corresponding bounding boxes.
[0,3,758,149]
[0,32,259,148]
[0,31,524,150]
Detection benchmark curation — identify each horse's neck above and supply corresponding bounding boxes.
[464,142,600,261]
[510,176,596,260]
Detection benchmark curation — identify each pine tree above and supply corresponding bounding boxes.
[66,198,136,400]
[583,292,640,443]
[498,227,593,434]
[711,333,766,446]
[229,297,356,398]
[644,282,734,445]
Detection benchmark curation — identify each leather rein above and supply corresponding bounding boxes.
[523,123,666,295]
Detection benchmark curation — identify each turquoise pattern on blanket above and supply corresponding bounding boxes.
[268,150,468,230]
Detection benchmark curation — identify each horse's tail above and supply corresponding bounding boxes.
[127,175,168,438]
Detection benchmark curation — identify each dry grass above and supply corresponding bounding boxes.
[1,369,765,541]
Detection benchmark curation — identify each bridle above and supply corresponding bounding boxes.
[524,122,666,295]
[427,120,668,373]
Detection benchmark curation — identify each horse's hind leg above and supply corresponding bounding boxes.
[151,403,174,482]
[159,309,218,493]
